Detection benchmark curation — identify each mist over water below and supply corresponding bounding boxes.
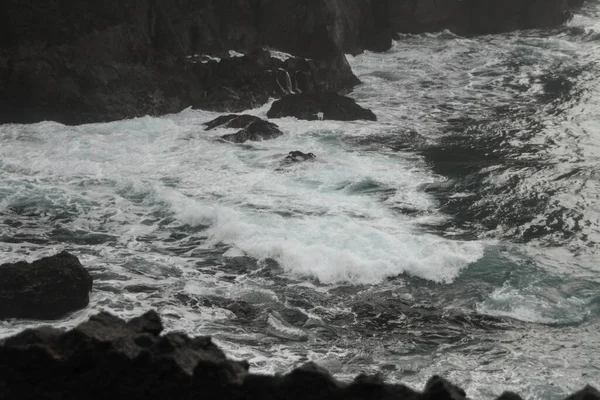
[2,3,600,399]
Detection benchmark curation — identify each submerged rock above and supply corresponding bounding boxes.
[204,114,284,143]
[267,93,377,122]
[0,311,598,400]
[0,251,93,320]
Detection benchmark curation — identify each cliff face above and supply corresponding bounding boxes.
[386,0,586,35]
[0,0,585,125]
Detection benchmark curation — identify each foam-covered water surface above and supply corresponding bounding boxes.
[2,3,600,399]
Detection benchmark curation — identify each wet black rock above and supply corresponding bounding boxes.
[284,151,317,164]
[204,114,284,143]
[204,114,264,131]
[0,251,93,320]
[267,93,377,122]
[423,375,467,400]
[0,311,598,400]
[565,385,600,400]
[0,0,584,124]
[222,120,283,143]
[191,48,360,113]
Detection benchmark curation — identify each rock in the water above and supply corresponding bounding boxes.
[192,48,360,113]
[267,93,376,121]
[0,311,597,400]
[222,120,284,143]
[423,375,467,400]
[0,251,93,320]
[204,114,263,131]
[205,114,284,143]
[564,385,600,400]
[284,151,316,163]
[0,311,248,399]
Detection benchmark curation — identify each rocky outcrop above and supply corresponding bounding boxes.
[204,114,284,143]
[0,0,585,125]
[191,48,359,113]
[0,311,598,400]
[0,251,93,320]
[0,0,360,125]
[267,93,377,121]
[222,120,283,143]
[284,151,317,163]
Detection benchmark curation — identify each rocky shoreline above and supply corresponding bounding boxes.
[0,0,585,125]
[0,310,597,400]
[0,252,599,399]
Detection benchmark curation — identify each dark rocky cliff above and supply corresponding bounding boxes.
[0,0,585,124]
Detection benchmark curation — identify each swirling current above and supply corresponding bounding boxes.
[2,3,600,399]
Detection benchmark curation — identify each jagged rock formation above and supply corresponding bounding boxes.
[284,151,317,164]
[0,0,584,125]
[0,311,598,400]
[267,93,377,121]
[204,114,284,143]
[0,251,93,320]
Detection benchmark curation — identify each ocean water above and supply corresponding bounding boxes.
[2,3,600,399]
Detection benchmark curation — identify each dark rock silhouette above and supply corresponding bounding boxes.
[0,311,597,400]
[0,251,93,320]
[222,120,284,143]
[267,93,377,121]
[0,0,585,125]
[204,114,284,143]
[284,151,317,163]
[204,114,264,131]
[191,48,360,114]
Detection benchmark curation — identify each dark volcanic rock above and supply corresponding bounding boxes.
[0,1,359,125]
[204,114,284,143]
[222,120,283,143]
[0,251,93,320]
[267,93,376,122]
[204,114,263,131]
[0,311,248,399]
[284,151,317,164]
[0,0,584,124]
[191,48,360,113]
[0,311,598,400]
[565,385,600,400]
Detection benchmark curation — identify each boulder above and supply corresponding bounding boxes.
[0,251,93,320]
[284,151,317,164]
[204,114,284,143]
[204,114,264,131]
[222,120,284,143]
[267,93,376,121]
